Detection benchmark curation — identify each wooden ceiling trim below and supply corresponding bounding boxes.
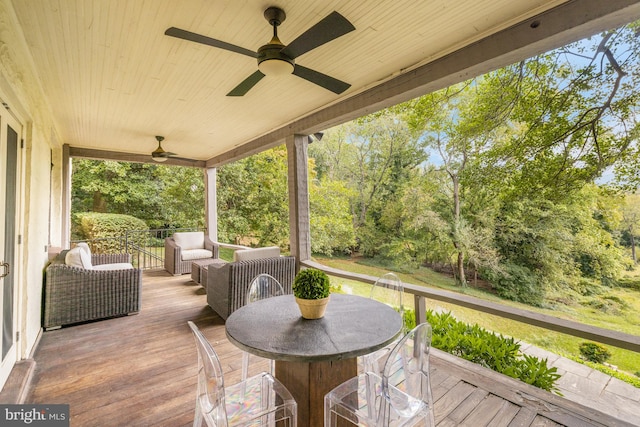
[67,145,206,168]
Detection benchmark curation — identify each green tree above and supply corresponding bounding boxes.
[71,159,205,229]
[217,147,289,248]
[493,185,627,301]
[309,177,357,256]
[489,24,640,198]
[154,166,205,229]
[401,83,507,285]
[311,110,428,259]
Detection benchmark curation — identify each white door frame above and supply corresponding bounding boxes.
[0,104,23,390]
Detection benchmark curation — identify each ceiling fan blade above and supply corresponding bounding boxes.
[227,70,266,96]
[165,27,257,58]
[293,65,350,94]
[152,150,177,157]
[280,11,355,59]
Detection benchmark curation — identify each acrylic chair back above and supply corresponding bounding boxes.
[369,272,405,332]
[242,274,284,381]
[380,322,435,424]
[246,273,285,304]
[362,272,406,374]
[187,321,228,427]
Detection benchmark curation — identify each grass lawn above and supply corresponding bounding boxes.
[314,254,640,379]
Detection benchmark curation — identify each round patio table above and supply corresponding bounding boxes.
[225,293,403,427]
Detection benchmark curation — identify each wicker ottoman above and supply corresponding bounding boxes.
[191,258,226,285]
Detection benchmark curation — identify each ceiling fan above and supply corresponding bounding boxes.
[165,7,355,96]
[151,136,177,162]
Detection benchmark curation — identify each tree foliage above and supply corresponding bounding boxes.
[217,146,356,254]
[309,21,640,301]
[71,159,204,229]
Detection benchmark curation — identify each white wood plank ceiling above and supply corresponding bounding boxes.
[8,0,631,164]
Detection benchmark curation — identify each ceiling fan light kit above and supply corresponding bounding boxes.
[257,50,294,76]
[151,135,176,162]
[165,6,355,96]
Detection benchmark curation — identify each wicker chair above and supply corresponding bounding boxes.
[43,249,142,330]
[164,231,219,275]
[207,248,296,320]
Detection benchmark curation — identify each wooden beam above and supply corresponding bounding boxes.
[67,146,206,168]
[206,0,640,167]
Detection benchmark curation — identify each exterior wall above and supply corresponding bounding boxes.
[0,0,63,363]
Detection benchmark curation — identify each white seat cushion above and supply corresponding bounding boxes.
[65,247,92,269]
[181,249,213,261]
[173,232,205,250]
[93,263,135,271]
[233,246,280,262]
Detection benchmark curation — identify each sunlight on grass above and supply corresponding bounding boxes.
[316,255,640,377]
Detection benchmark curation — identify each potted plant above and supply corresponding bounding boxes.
[293,268,331,319]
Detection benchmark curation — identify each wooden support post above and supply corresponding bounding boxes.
[204,167,217,242]
[62,144,71,248]
[415,294,427,325]
[287,134,311,268]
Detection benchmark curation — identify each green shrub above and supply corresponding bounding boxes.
[566,355,640,388]
[293,268,330,299]
[403,309,416,331]
[579,342,611,364]
[480,262,544,307]
[617,276,640,291]
[74,212,147,253]
[425,310,561,393]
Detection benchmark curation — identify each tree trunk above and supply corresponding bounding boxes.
[92,191,107,212]
[631,232,637,264]
[452,175,467,286]
[456,251,466,286]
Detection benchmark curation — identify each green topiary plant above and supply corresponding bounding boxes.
[293,268,330,300]
[579,342,611,364]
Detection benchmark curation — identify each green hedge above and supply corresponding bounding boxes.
[73,212,147,253]
[407,310,561,393]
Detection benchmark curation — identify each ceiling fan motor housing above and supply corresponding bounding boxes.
[257,43,295,69]
[258,7,294,74]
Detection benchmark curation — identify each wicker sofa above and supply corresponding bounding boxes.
[207,246,296,320]
[164,231,219,275]
[43,246,142,330]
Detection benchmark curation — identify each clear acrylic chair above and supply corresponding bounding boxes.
[361,272,406,374]
[325,322,435,426]
[242,274,285,381]
[187,321,297,427]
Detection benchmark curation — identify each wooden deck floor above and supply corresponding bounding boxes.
[26,270,634,427]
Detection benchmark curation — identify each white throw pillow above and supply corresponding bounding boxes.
[173,232,205,250]
[65,247,92,269]
[76,242,91,257]
[233,246,280,262]
[65,247,83,268]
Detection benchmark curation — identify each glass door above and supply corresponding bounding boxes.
[0,109,20,389]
